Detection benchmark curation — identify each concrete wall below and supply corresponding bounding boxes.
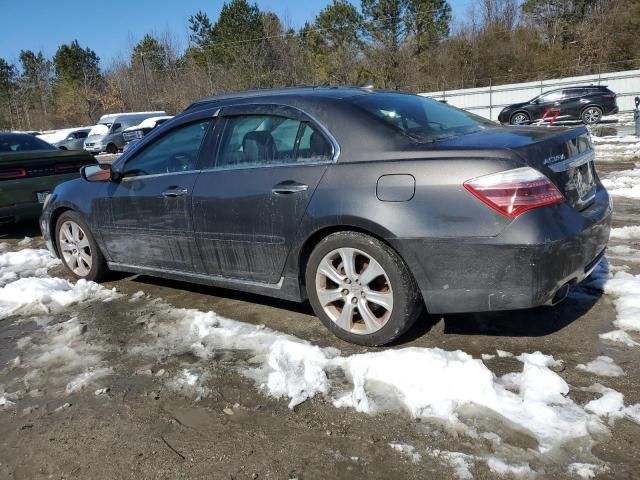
[420,69,640,121]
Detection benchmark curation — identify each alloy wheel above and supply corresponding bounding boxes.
[583,107,601,124]
[511,113,528,125]
[58,220,92,276]
[315,247,393,335]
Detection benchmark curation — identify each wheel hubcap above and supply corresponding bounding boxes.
[585,108,600,124]
[59,220,92,276]
[512,114,527,125]
[315,247,393,335]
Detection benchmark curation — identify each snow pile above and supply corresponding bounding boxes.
[0,248,60,286]
[576,356,624,377]
[586,263,640,347]
[132,303,640,461]
[0,277,118,319]
[486,457,534,478]
[601,167,640,199]
[583,384,640,423]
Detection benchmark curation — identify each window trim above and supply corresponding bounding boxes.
[115,118,214,180]
[202,103,340,172]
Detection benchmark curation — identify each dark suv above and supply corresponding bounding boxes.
[498,86,618,125]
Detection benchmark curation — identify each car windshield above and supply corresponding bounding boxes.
[351,93,494,142]
[0,134,56,153]
[88,124,109,136]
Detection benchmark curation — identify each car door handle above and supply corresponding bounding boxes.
[272,181,309,195]
[162,187,189,198]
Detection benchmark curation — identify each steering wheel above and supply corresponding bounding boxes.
[167,152,193,173]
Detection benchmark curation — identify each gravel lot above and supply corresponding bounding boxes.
[1,120,639,479]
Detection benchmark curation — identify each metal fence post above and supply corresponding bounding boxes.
[489,79,493,121]
[635,96,640,137]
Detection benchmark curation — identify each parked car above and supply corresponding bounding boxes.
[53,128,91,151]
[122,116,173,152]
[84,111,166,154]
[40,87,611,346]
[0,132,96,224]
[498,86,618,125]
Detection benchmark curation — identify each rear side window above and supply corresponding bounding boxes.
[215,115,332,169]
[122,120,210,177]
[0,134,55,152]
[352,93,493,143]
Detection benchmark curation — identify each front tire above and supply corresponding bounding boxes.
[305,231,423,346]
[582,106,602,125]
[106,143,118,154]
[510,112,530,125]
[55,211,108,282]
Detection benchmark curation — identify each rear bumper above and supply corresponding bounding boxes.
[392,185,612,313]
[0,202,42,224]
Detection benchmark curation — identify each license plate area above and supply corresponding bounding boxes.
[573,161,595,200]
[36,191,51,204]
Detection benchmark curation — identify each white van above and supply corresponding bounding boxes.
[84,111,166,154]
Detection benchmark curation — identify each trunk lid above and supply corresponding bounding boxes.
[431,126,597,210]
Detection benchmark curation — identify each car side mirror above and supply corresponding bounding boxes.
[81,164,113,182]
[531,99,540,105]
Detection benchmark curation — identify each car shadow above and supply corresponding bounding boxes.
[400,263,608,343]
[0,221,41,240]
[128,274,315,316]
[132,267,605,347]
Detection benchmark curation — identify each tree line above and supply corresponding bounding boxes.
[1,0,638,131]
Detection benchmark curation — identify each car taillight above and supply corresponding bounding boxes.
[0,168,27,180]
[463,167,565,219]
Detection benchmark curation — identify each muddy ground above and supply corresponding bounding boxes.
[0,127,639,479]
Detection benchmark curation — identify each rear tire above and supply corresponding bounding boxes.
[305,231,423,346]
[55,211,108,282]
[582,106,602,125]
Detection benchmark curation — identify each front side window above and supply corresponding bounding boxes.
[122,120,210,177]
[215,114,332,169]
[538,91,564,103]
[352,93,494,143]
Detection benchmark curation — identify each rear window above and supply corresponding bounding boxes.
[0,134,56,153]
[351,93,494,143]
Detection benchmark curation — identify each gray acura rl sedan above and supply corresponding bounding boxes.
[40,87,611,346]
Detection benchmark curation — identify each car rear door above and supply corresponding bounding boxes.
[98,114,214,272]
[191,104,336,283]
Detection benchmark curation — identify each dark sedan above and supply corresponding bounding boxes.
[40,88,611,345]
[498,85,618,125]
[0,133,95,224]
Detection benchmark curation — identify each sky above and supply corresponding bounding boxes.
[1,0,472,66]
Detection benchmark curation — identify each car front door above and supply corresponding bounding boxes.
[98,116,213,272]
[528,90,564,120]
[191,104,335,283]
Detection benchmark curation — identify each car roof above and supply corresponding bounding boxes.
[186,86,395,110]
[542,85,608,94]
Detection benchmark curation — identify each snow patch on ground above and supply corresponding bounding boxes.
[486,457,534,478]
[428,450,475,479]
[610,225,640,240]
[601,167,640,199]
[389,442,422,463]
[130,302,634,461]
[14,316,110,398]
[576,356,624,377]
[567,462,609,479]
